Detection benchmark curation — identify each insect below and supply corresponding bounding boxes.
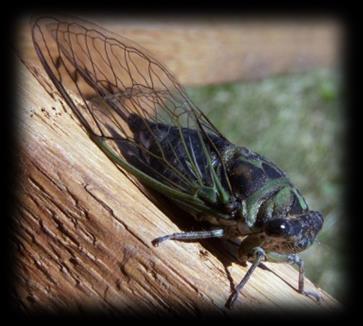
[32,17,324,307]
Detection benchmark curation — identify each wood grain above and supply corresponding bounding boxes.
[13,18,340,315]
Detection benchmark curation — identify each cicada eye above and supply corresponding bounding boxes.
[264,218,291,237]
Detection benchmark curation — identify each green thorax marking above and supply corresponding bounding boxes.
[242,177,291,227]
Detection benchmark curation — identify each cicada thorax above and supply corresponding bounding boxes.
[226,147,288,200]
[225,146,302,224]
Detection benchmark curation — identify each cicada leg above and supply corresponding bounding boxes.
[266,252,321,302]
[226,247,266,308]
[287,254,322,302]
[152,228,225,247]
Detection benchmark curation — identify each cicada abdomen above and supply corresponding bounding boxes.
[32,17,323,307]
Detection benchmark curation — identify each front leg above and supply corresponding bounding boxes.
[226,246,266,308]
[287,254,321,302]
[152,228,225,247]
[267,252,321,302]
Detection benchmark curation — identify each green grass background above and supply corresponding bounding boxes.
[186,68,345,302]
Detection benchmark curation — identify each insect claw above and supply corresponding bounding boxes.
[151,236,169,247]
[151,240,159,247]
[301,290,322,303]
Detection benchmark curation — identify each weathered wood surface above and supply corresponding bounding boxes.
[14,19,340,315]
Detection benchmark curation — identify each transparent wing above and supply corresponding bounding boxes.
[32,16,233,200]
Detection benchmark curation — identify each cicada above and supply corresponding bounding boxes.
[32,17,324,307]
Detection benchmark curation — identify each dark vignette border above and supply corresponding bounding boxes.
[3,1,359,322]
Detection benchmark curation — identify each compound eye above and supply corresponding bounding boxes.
[264,218,290,237]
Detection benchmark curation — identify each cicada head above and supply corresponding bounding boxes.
[262,211,324,254]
